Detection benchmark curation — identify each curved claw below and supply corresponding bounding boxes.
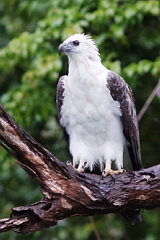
[66,160,72,166]
[102,169,125,177]
[113,169,125,174]
[66,160,86,173]
[102,169,113,177]
[76,161,87,173]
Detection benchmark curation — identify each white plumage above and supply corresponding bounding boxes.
[57,34,142,175]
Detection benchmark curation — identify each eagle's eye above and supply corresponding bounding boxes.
[73,40,80,46]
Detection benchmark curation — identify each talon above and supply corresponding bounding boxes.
[67,160,72,166]
[66,161,77,170]
[76,167,85,173]
[112,169,125,174]
[102,168,125,177]
[77,163,86,173]
[102,169,113,177]
[67,160,86,172]
[76,161,87,173]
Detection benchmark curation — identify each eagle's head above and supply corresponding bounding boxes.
[58,34,100,62]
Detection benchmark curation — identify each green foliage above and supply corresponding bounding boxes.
[0,0,160,239]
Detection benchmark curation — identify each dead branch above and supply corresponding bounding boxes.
[137,80,160,121]
[0,104,160,234]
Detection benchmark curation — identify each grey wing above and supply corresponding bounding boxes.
[56,75,69,143]
[107,71,142,170]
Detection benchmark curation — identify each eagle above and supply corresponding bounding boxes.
[57,34,142,177]
[57,33,142,224]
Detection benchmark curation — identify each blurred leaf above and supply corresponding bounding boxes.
[0,0,160,239]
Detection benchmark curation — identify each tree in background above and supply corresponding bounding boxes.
[0,0,159,239]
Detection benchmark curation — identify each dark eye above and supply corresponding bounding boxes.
[73,40,80,46]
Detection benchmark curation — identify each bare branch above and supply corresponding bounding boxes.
[0,104,160,234]
[89,216,102,240]
[138,80,160,121]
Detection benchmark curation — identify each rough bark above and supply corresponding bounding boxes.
[0,104,160,234]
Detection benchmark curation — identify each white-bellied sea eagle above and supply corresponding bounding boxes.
[57,34,142,178]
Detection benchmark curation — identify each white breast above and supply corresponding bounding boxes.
[60,65,125,171]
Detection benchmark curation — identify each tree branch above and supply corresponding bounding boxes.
[137,79,160,121]
[0,105,160,234]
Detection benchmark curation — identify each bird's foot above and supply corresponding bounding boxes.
[67,161,76,170]
[76,166,85,173]
[76,162,86,173]
[102,168,125,177]
[67,161,86,173]
[102,169,113,177]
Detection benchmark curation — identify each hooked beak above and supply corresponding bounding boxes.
[58,43,65,55]
[58,43,73,55]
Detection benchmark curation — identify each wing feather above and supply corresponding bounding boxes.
[56,75,69,143]
[107,71,142,170]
